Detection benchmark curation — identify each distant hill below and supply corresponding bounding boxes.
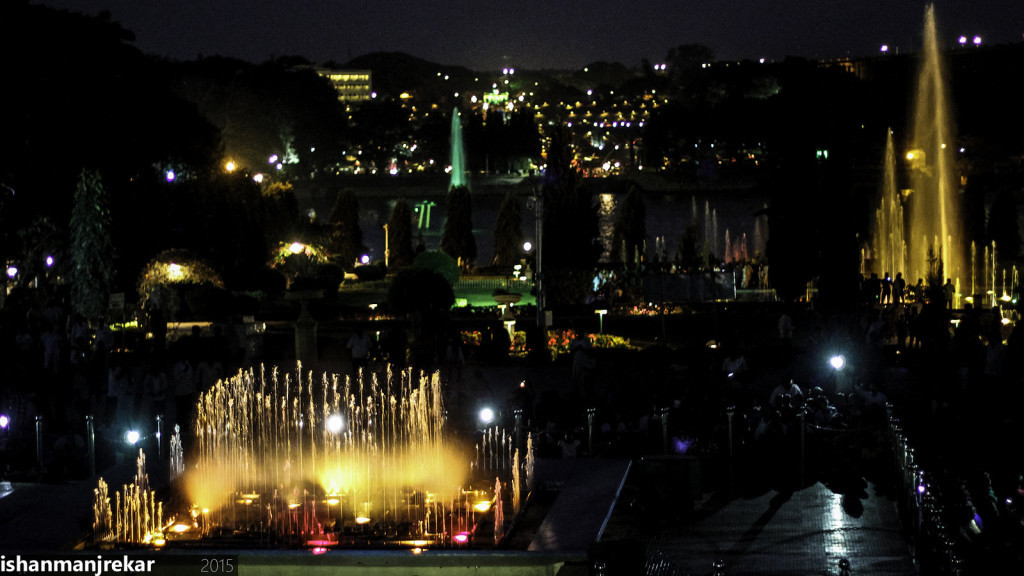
[342,51,478,100]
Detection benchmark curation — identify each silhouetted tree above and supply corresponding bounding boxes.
[327,188,364,269]
[612,185,647,265]
[439,185,476,267]
[387,199,416,268]
[541,123,600,306]
[493,190,523,267]
[69,169,114,319]
[388,267,454,367]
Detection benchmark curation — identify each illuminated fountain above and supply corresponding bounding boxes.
[876,6,964,297]
[449,108,468,189]
[183,365,500,547]
[91,365,531,550]
[874,130,906,283]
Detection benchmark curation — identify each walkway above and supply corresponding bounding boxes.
[627,481,916,575]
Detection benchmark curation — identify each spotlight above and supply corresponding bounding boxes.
[326,414,344,434]
[478,407,495,425]
[125,430,141,445]
[829,355,846,371]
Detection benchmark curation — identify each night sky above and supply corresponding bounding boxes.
[35,1,1024,70]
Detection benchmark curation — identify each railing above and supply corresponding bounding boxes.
[887,403,966,575]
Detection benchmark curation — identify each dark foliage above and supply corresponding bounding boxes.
[439,186,477,266]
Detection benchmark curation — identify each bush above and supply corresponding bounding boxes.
[353,263,387,281]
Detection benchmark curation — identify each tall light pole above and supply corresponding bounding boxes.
[531,186,545,333]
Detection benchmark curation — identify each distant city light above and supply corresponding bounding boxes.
[959,36,968,45]
[45,255,54,268]
[973,36,982,46]
[253,173,264,183]
[6,266,17,279]
[880,45,889,53]
[165,170,175,182]
[269,155,279,164]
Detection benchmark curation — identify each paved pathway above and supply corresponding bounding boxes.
[643,482,916,576]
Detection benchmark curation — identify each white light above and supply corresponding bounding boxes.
[6,266,17,279]
[360,254,370,264]
[522,241,533,252]
[253,173,264,183]
[478,407,495,425]
[880,45,889,53]
[0,414,9,429]
[165,170,175,182]
[126,430,141,445]
[326,414,344,434]
[289,242,305,254]
[829,355,846,371]
[269,154,279,164]
[45,255,54,268]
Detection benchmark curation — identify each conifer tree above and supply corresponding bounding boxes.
[492,189,523,267]
[327,188,364,269]
[439,185,476,267]
[387,198,416,268]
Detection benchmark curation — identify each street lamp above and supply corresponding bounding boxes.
[595,309,607,334]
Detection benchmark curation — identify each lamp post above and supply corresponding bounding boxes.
[595,309,607,334]
[529,186,545,334]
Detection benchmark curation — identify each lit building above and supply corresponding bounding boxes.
[316,69,373,102]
